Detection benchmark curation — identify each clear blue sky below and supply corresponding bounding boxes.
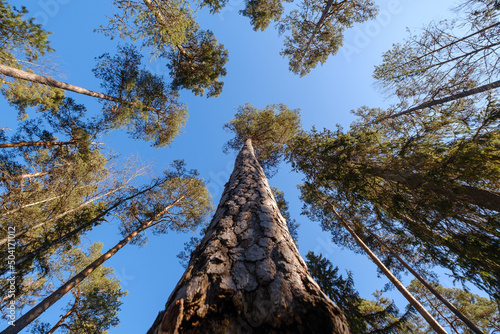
[2,0,470,332]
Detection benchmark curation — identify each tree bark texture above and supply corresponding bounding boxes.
[147,139,350,334]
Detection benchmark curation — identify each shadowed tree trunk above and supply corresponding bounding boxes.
[147,139,350,334]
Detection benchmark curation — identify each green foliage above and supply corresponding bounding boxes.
[167,29,228,98]
[100,0,228,97]
[279,0,378,76]
[306,251,414,333]
[407,279,500,333]
[224,103,301,174]
[0,1,53,64]
[31,243,126,334]
[240,0,292,31]
[289,97,500,300]
[0,1,65,118]
[119,160,212,245]
[93,45,188,147]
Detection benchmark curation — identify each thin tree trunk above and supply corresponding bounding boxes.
[302,0,336,55]
[0,199,181,334]
[0,185,127,247]
[380,79,500,121]
[390,22,500,74]
[322,198,448,334]
[46,294,80,334]
[0,141,76,149]
[0,64,122,103]
[0,171,49,182]
[147,139,349,334]
[368,167,500,212]
[373,234,485,334]
[423,294,461,334]
[0,180,164,276]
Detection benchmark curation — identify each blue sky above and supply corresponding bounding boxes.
[1,0,473,332]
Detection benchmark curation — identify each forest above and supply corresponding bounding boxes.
[0,0,499,333]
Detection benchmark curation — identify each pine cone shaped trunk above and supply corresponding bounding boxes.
[147,139,349,334]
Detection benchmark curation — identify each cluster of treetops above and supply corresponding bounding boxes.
[0,0,499,332]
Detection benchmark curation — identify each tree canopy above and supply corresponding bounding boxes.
[223,103,301,174]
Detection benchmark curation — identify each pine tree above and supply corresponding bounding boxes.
[407,279,500,333]
[30,242,126,334]
[306,251,415,334]
[100,0,228,97]
[147,138,349,333]
[289,112,500,302]
[279,0,378,76]
[1,161,211,334]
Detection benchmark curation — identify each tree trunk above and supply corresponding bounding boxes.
[0,141,76,149]
[0,185,128,246]
[0,200,179,334]
[368,167,500,212]
[0,171,49,182]
[0,181,163,276]
[373,234,485,334]
[302,0,336,55]
[147,139,350,334]
[322,199,448,334]
[380,79,500,120]
[0,64,121,103]
[46,294,80,334]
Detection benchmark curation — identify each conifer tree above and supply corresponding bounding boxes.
[1,161,211,334]
[100,0,229,97]
[407,279,500,333]
[306,251,415,333]
[30,243,126,334]
[147,104,349,333]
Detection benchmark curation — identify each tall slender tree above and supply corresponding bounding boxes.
[1,161,212,334]
[30,242,126,334]
[407,279,500,333]
[289,109,500,301]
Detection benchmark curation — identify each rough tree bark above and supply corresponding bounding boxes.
[147,139,350,334]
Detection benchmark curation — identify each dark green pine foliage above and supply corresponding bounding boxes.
[100,0,228,97]
[289,98,500,301]
[167,29,228,98]
[306,251,414,333]
[30,243,126,334]
[93,45,187,147]
[279,0,378,76]
[201,0,291,31]
[0,1,65,119]
[406,279,500,333]
[223,103,301,175]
